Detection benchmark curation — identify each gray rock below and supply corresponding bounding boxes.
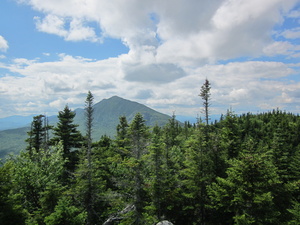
[156,221,174,225]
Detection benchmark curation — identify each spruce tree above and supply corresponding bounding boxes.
[128,113,149,224]
[220,110,241,159]
[116,116,130,157]
[208,151,281,224]
[51,105,83,160]
[182,125,213,224]
[147,125,164,221]
[199,79,211,126]
[26,114,52,156]
[85,91,94,225]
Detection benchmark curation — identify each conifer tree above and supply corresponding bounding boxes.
[26,114,52,156]
[128,113,149,224]
[220,110,241,159]
[199,79,211,126]
[182,125,213,224]
[73,91,97,225]
[147,125,165,221]
[208,151,281,224]
[84,91,94,225]
[51,105,83,160]
[116,116,130,157]
[164,113,181,148]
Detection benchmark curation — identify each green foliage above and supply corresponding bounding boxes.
[9,143,66,224]
[128,113,150,224]
[3,100,300,225]
[0,161,26,224]
[208,151,281,224]
[220,110,242,159]
[51,105,83,159]
[181,126,214,224]
[199,79,211,126]
[0,96,174,159]
[288,201,300,225]
[44,196,86,225]
[26,115,52,155]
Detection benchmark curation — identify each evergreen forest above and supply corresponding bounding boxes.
[1,83,300,225]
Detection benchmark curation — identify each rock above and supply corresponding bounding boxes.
[156,220,174,225]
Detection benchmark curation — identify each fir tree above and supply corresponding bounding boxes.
[84,91,94,225]
[208,151,281,224]
[51,105,83,161]
[199,79,211,126]
[128,113,149,224]
[147,125,165,221]
[26,115,52,157]
[116,116,130,157]
[182,125,213,224]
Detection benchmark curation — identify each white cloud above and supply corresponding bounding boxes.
[34,14,67,37]
[19,0,298,64]
[155,0,299,66]
[35,15,100,42]
[0,36,8,52]
[1,0,300,117]
[281,27,300,39]
[287,9,300,18]
[212,0,281,30]
[19,0,295,61]
[263,41,295,56]
[66,18,100,42]
[0,54,298,117]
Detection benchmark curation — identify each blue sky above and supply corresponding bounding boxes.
[0,0,300,119]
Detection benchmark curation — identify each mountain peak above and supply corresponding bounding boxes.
[0,96,174,158]
[75,96,172,137]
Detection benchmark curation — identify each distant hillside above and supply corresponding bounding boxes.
[0,127,30,159]
[0,96,173,159]
[72,96,173,139]
[0,115,34,131]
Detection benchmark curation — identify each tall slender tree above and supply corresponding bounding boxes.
[26,114,52,156]
[128,113,149,224]
[147,125,164,221]
[116,116,130,157]
[182,125,213,224]
[199,79,211,126]
[85,91,94,150]
[84,91,94,225]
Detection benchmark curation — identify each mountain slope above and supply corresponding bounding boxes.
[0,127,30,158]
[73,96,172,139]
[0,96,173,158]
[0,115,34,131]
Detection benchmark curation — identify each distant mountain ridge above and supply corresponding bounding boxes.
[0,115,35,131]
[0,96,174,159]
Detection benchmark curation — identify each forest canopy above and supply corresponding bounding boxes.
[1,87,300,225]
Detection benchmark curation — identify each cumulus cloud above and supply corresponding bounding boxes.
[287,9,300,18]
[1,0,299,117]
[263,41,294,56]
[123,63,186,84]
[0,54,124,115]
[0,36,8,52]
[19,0,298,64]
[281,27,300,39]
[135,89,154,99]
[0,55,299,117]
[35,15,100,42]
